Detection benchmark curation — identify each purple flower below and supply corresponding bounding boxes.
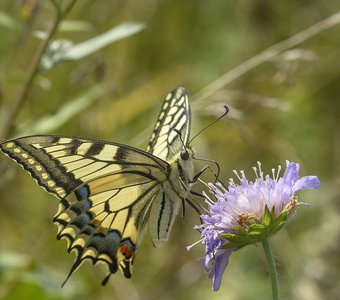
[191,161,320,291]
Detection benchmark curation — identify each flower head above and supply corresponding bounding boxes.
[192,161,320,291]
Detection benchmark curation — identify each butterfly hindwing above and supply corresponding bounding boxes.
[54,177,162,283]
[148,189,181,248]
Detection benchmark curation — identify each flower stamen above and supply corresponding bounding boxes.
[237,212,260,227]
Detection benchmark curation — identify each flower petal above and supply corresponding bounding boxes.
[293,175,320,192]
[283,161,300,186]
[211,249,232,291]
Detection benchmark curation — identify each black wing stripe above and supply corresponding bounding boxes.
[157,192,166,240]
[84,142,105,156]
[166,195,174,233]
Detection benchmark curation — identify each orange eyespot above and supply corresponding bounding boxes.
[120,243,134,258]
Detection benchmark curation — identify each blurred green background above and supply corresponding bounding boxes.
[0,1,339,299]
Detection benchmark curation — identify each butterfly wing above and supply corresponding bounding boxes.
[146,87,193,247]
[147,87,191,160]
[0,135,169,282]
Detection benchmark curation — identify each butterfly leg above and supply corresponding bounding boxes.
[178,178,205,217]
[191,155,221,183]
[190,164,219,184]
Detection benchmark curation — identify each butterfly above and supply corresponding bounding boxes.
[0,87,198,285]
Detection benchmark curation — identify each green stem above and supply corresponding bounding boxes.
[261,238,279,300]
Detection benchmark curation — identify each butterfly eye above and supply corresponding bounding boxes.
[180,150,189,160]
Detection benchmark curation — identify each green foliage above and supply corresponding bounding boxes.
[41,22,146,70]
[0,10,18,30]
[21,84,106,135]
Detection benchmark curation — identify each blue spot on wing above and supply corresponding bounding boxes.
[75,185,90,200]
[88,231,122,255]
[71,199,91,214]
[71,214,91,229]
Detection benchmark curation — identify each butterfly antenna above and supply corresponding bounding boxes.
[189,105,229,146]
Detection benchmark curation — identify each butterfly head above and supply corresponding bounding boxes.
[175,146,194,189]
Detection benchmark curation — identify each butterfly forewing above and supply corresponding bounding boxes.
[0,135,168,198]
[147,87,191,160]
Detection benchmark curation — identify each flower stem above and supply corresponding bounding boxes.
[261,238,279,300]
